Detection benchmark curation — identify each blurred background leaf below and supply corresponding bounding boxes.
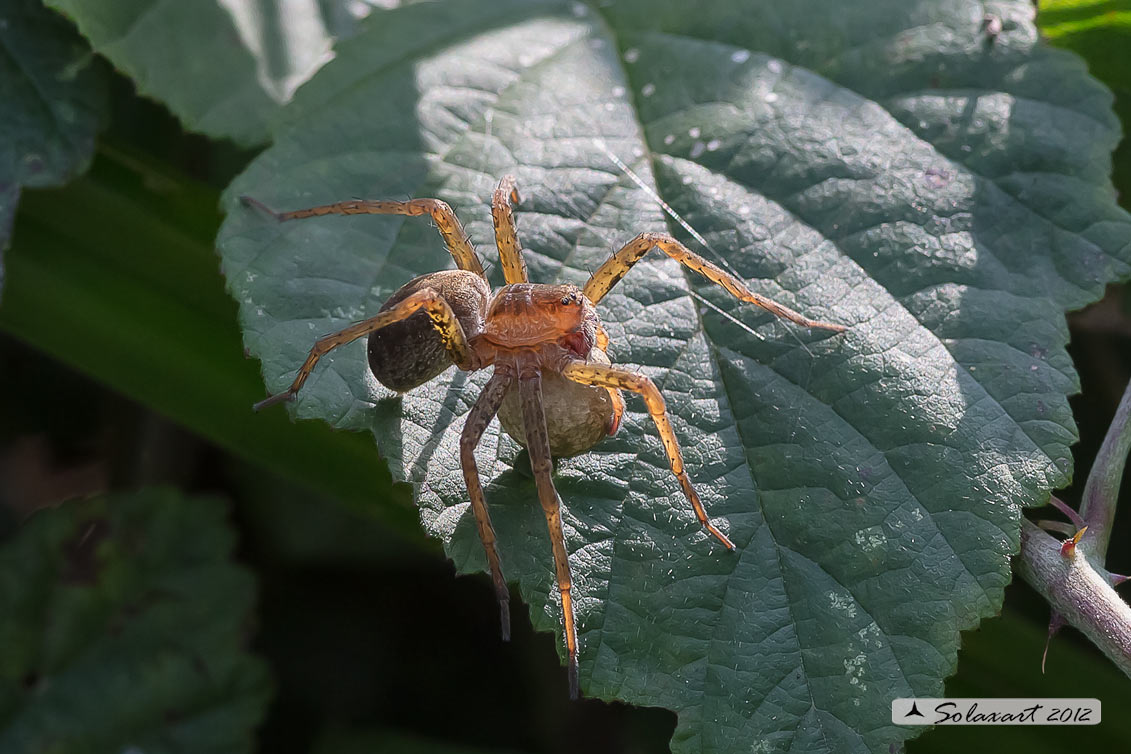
[0,147,420,538]
[43,0,377,146]
[0,488,271,753]
[0,0,105,297]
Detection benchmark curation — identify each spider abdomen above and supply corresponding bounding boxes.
[497,346,618,457]
[367,270,489,393]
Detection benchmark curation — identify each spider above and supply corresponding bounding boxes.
[244,175,845,699]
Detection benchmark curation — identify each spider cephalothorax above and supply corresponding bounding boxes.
[245,175,844,699]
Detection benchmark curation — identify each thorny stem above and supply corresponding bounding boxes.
[1079,378,1131,561]
[1019,376,1131,675]
[1017,519,1131,678]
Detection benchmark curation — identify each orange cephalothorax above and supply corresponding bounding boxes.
[483,283,598,357]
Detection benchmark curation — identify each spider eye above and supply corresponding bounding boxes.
[561,296,572,305]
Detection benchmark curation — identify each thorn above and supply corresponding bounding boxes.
[1059,525,1087,558]
[1110,573,1129,588]
[1042,612,1066,674]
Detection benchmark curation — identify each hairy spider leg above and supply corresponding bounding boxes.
[582,232,846,332]
[519,371,580,699]
[459,371,513,642]
[561,360,736,551]
[252,288,473,411]
[594,325,625,435]
[240,194,486,280]
[491,175,529,285]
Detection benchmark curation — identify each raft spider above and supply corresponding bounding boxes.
[244,175,845,699]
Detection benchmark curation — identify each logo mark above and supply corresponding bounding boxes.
[892,698,1100,726]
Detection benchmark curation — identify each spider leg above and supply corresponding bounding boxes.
[460,371,513,642]
[241,194,486,280]
[561,360,736,551]
[519,370,580,699]
[581,232,845,332]
[253,288,474,411]
[595,325,625,436]
[491,175,529,284]
[605,385,625,437]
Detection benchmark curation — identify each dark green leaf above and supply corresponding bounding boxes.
[217,1,1131,751]
[44,0,368,146]
[0,488,271,753]
[0,151,420,538]
[0,0,104,297]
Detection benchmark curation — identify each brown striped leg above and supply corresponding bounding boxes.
[459,371,513,642]
[581,232,845,332]
[519,371,580,699]
[595,326,625,435]
[253,288,474,411]
[561,360,736,551]
[491,175,529,284]
[241,194,486,280]
[605,385,626,437]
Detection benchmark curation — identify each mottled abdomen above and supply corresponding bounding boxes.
[497,347,617,457]
[367,270,488,392]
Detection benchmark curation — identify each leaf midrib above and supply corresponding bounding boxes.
[576,8,849,744]
[585,8,1021,741]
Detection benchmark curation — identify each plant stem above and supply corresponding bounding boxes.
[1047,496,1084,528]
[1017,518,1131,678]
[1079,377,1131,561]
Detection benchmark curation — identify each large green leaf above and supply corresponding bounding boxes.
[0,0,104,296]
[44,0,369,146]
[0,489,270,753]
[217,1,1131,751]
